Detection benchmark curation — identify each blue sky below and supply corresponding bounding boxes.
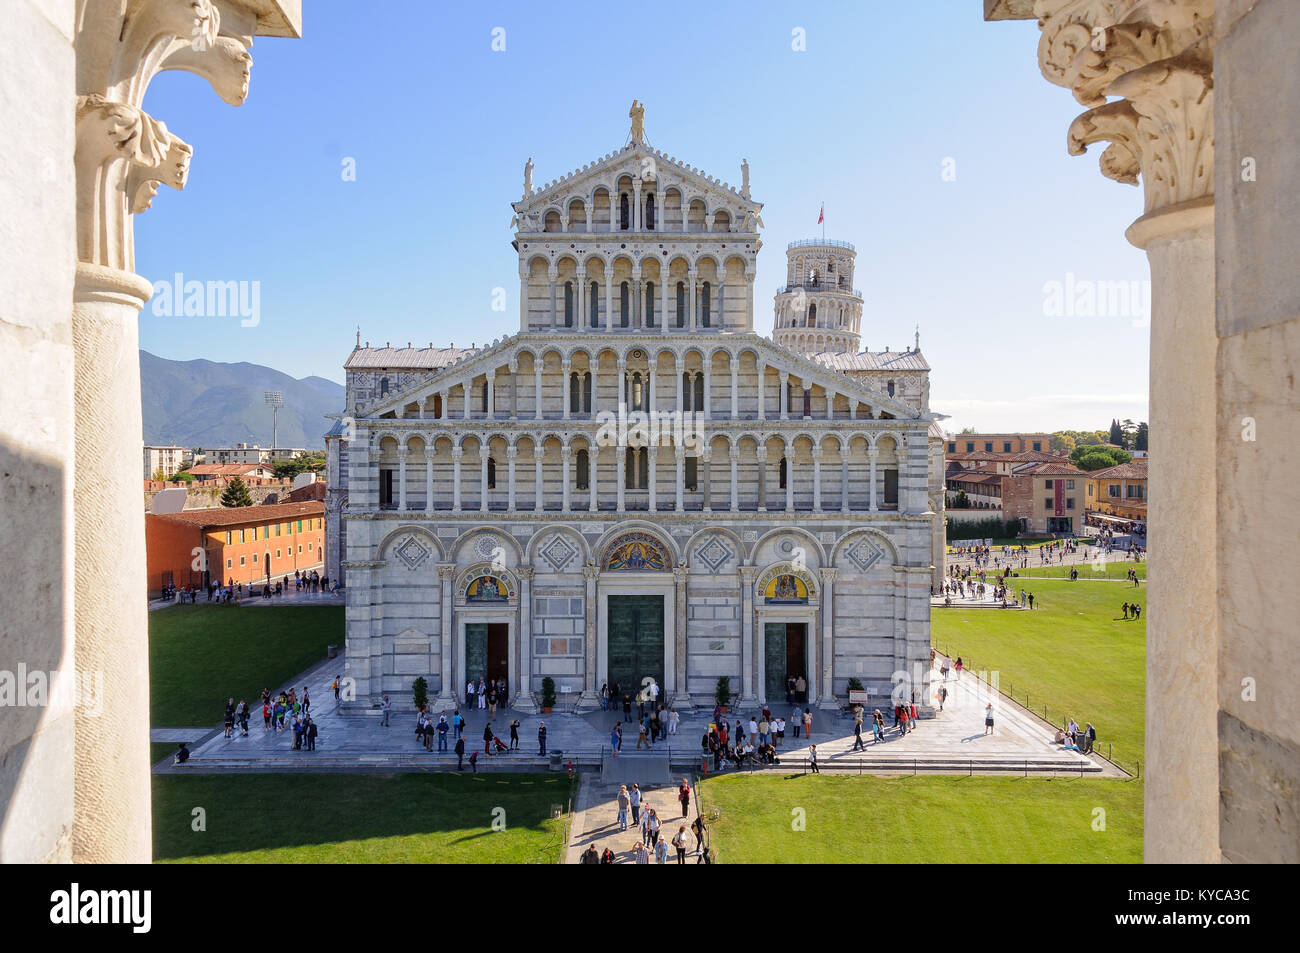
[137,0,1152,432]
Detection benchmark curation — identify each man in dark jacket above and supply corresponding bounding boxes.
[454,735,466,770]
[305,717,318,751]
[483,721,494,755]
[537,721,547,756]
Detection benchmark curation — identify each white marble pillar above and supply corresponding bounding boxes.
[452,447,464,511]
[648,445,658,512]
[868,449,879,512]
[559,445,572,512]
[779,372,789,420]
[701,449,712,512]
[548,267,558,329]
[436,564,458,707]
[576,269,587,328]
[756,446,768,512]
[485,371,495,420]
[739,567,756,699]
[397,447,409,511]
[534,363,543,420]
[616,445,626,513]
[812,447,822,512]
[730,452,739,512]
[659,278,669,334]
[533,446,545,512]
[785,446,794,512]
[425,446,436,510]
[509,364,518,419]
[675,361,684,411]
[730,355,738,418]
[840,455,849,515]
[516,568,535,708]
[604,272,613,332]
[687,271,697,331]
[462,383,471,420]
[439,390,448,420]
[757,362,766,421]
[589,446,599,512]
[617,359,627,411]
[479,442,489,513]
[506,446,517,512]
[702,358,712,420]
[826,388,835,421]
[562,360,571,420]
[818,568,837,708]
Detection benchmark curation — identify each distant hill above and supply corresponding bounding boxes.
[140,351,343,449]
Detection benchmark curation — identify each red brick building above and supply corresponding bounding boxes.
[145,500,326,594]
[1001,462,1087,535]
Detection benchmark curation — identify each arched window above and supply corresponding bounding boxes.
[681,372,692,411]
[645,281,655,326]
[563,282,573,327]
[630,372,644,411]
[685,456,698,491]
[582,372,592,412]
[569,372,582,413]
[808,302,817,327]
[676,282,686,327]
[590,281,600,327]
[693,373,704,411]
[487,456,497,489]
[620,193,630,230]
[778,456,788,489]
[576,449,590,490]
[887,380,896,397]
[620,281,630,327]
[701,281,711,327]
[379,377,389,397]
[481,380,490,412]
[645,193,655,230]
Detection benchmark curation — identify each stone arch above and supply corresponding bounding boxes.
[754,561,819,605]
[683,526,744,575]
[832,527,902,571]
[526,524,591,574]
[451,528,522,566]
[750,526,826,568]
[376,525,445,565]
[596,522,677,571]
[453,562,520,605]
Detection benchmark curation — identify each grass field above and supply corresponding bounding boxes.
[932,579,1145,769]
[701,774,1141,863]
[153,772,572,863]
[1011,561,1147,581]
[150,605,342,727]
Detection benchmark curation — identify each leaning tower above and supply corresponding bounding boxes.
[772,239,863,355]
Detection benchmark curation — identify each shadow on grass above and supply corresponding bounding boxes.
[153,772,571,860]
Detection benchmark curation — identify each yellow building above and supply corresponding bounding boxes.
[1085,459,1148,520]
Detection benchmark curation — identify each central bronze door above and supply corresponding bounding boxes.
[606,595,664,700]
[466,622,509,686]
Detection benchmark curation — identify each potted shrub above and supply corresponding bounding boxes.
[715,675,731,716]
[412,676,428,711]
[541,676,556,714]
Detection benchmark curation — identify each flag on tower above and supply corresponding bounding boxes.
[817,203,824,225]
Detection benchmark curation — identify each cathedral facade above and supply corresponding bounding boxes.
[327,109,945,713]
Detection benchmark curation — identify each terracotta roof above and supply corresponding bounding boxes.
[947,471,1004,485]
[188,464,274,475]
[345,346,480,370]
[1009,449,1061,462]
[149,501,323,529]
[809,350,930,371]
[1011,462,1087,477]
[1088,459,1148,480]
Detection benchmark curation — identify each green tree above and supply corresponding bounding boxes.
[1109,419,1123,445]
[172,471,196,483]
[220,476,254,507]
[273,452,326,479]
[1077,451,1119,471]
[1135,421,1149,452]
[1051,433,1077,453]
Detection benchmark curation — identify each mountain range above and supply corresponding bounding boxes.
[140,351,343,449]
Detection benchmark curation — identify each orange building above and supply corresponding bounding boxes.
[145,500,326,594]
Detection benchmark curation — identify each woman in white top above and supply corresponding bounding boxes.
[668,708,679,735]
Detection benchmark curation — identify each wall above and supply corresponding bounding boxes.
[0,0,76,865]
[1213,0,1300,863]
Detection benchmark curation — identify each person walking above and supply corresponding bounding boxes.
[691,814,707,853]
[646,807,661,848]
[984,702,995,736]
[938,685,948,712]
[537,720,547,756]
[466,679,476,709]
[808,743,820,774]
[672,826,689,864]
[629,784,642,826]
[852,713,866,751]
[437,713,449,751]
[381,694,391,727]
[668,707,679,736]
[483,721,494,756]
[677,779,691,818]
[872,709,884,744]
[454,735,465,770]
[616,785,630,832]
[792,707,802,739]
[803,708,813,739]
[477,677,487,710]
[655,832,670,865]
[305,716,317,751]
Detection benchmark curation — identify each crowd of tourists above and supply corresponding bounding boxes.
[581,778,711,864]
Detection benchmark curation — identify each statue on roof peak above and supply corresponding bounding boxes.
[628,100,646,144]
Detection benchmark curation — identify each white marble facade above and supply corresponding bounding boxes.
[329,110,943,712]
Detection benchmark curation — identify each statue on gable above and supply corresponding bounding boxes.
[628,100,646,144]
[740,158,750,198]
[524,156,534,196]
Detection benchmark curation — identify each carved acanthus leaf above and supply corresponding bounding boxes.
[161,34,252,106]
[1068,100,1141,185]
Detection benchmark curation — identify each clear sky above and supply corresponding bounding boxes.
[137,0,1153,434]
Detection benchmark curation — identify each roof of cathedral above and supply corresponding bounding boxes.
[344,346,481,370]
[807,350,930,372]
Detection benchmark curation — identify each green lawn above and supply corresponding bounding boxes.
[1013,561,1146,581]
[701,774,1141,863]
[150,605,342,727]
[153,772,572,863]
[932,579,1145,770]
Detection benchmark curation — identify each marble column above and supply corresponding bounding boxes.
[812,447,822,512]
[730,355,739,418]
[730,452,739,513]
[756,362,766,421]
[702,358,712,421]
[435,564,458,707]
[561,360,571,420]
[756,447,767,512]
[648,445,658,512]
[674,447,685,512]
[589,446,599,512]
[739,566,756,699]
[561,445,572,512]
[533,446,545,512]
[506,446,517,512]
[701,449,712,512]
[868,449,879,512]
[424,446,436,511]
[673,567,689,703]
[818,569,837,709]
[451,447,464,512]
[687,271,698,332]
[397,447,408,511]
[579,566,601,710]
[515,568,537,710]
[616,444,626,513]
[534,362,543,420]
[784,446,794,512]
[485,370,495,420]
[478,441,489,513]
[840,454,849,514]
[779,372,789,421]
